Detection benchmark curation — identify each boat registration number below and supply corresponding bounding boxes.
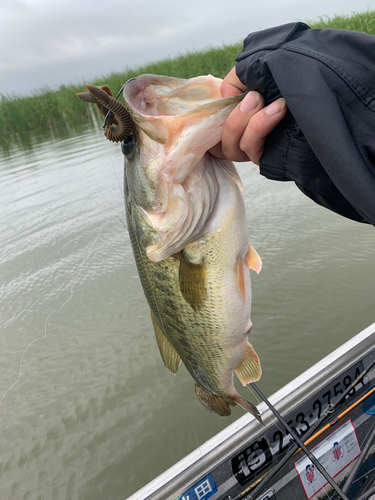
[231,362,367,486]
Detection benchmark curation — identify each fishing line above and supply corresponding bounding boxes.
[243,384,352,500]
[116,214,127,230]
[346,470,375,500]
[105,141,128,230]
[106,139,168,367]
[245,379,288,438]
[104,118,209,478]
[249,383,350,500]
[342,419,375,494]
[102,87,127,211]
[104,89,271,443]
[0,218,108,406]
[245,383,261,405]
[104,136,170,338]
[251,382,348,500]
[238,364,375,500]
[356,483,375,500]
[357,474,375,500]
[113,152,174,354]
[245,384,288,437]
[108,145,126,204]
[129,207,170,339]
[188,411,207,473]
[101,108,175,421]
[102,86,201,363]
[313,466,336,500]
[349,465,375,490]
[102,114,175,363]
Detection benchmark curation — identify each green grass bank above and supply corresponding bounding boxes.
[1,10,375,152]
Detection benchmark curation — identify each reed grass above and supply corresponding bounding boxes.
[1,9,374,152]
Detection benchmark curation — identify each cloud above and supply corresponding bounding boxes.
[1,0,374,95]
[0,0,206,70]
[0,0,26,10]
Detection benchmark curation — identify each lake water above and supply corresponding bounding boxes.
[1,126,374,500]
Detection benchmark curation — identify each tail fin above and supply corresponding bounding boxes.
[194,384,263,423]
[230,393,263,424]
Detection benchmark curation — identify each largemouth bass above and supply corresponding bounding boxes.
[77,75,263,421]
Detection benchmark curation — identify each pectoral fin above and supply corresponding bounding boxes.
[235,255,246,302]
[151,312,181,374]
[245,244,262,274]
[235,342,262,385]
[195,385,235,417]
[179,252,207,312]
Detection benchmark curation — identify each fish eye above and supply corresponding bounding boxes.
[121,135,135,159]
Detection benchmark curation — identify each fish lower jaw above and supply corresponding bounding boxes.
[244,322,253,337]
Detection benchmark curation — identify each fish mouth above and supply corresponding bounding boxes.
[122,74,245,144]
[244,323,253,337]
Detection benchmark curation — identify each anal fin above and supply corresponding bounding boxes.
[151,312,181,374]
[195,384,235,417]
[235,342,262,385]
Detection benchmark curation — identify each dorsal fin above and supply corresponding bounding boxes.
[179,251,207,312]
[150,312,181,374]
[235,342,262,385]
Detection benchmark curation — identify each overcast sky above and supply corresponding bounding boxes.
[1,0,374,96]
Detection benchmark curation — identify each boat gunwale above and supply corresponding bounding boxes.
[127,321,375,500]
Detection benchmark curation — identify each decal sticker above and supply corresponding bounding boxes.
[176,473,217,500]
[294,419,361,499]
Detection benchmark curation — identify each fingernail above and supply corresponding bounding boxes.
[240,91,260,113]
[264,98,286,116]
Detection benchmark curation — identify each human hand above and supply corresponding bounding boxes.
[210,68,287,165]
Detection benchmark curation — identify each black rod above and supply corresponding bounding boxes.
[231,361,375,500]
[249,383,350,500]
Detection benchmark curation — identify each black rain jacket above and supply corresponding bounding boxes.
[235,22,375,226]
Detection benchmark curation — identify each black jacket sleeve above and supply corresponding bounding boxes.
[235,22,375,225]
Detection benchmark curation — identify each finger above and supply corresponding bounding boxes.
[208,141,226,159]
[221,91,265,162]
[220,67,248,98]
[209,69,249,159]
[239,98,287,165]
